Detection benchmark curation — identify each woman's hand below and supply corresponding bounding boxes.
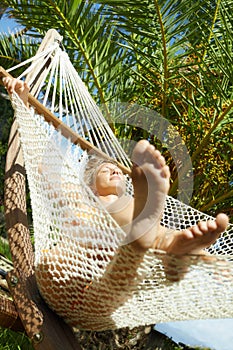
[3,77,29,107]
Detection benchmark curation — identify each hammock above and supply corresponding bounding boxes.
[3,32,233,331]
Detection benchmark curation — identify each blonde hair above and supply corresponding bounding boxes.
[84,154,118,189]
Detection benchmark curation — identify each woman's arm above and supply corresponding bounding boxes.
[3,77,29,108]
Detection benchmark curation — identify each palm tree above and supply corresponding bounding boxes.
[94,0,233,216]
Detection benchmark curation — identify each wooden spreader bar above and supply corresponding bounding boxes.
[0,66,131,176]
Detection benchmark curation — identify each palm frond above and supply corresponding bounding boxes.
[0,31,37,71]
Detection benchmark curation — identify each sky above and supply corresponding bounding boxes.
[0,13,18,33]
[1,11,233,350]
[155,319,233,350]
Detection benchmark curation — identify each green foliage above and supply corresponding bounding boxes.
[0,238,11,260]
[0,328,33,350]
[0,30,38,70]
[95,0,233,218]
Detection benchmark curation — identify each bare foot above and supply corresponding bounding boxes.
[162,213,229,255]
[160,213,229,281]
[128,140,170,251]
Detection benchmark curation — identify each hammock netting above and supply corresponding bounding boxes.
[6,38,233,331]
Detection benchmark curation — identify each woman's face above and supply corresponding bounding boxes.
[93,163,125,196]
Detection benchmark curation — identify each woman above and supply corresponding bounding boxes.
[3,77,230,330]
[84,142,228,255]
[3,76,229,256]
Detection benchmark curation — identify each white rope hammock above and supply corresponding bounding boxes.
[5,36,233,331]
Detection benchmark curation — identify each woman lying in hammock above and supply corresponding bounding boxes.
[3,77,229,257]
[84,142,228,256]
[3,77,231,330]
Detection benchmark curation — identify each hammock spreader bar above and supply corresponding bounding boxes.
[0,67,131,176]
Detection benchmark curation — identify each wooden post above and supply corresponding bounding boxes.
[3,29,81,349]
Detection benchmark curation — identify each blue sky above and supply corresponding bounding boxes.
[1,11,233,350]
[0,12,19,33]
[156,319,233,350]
